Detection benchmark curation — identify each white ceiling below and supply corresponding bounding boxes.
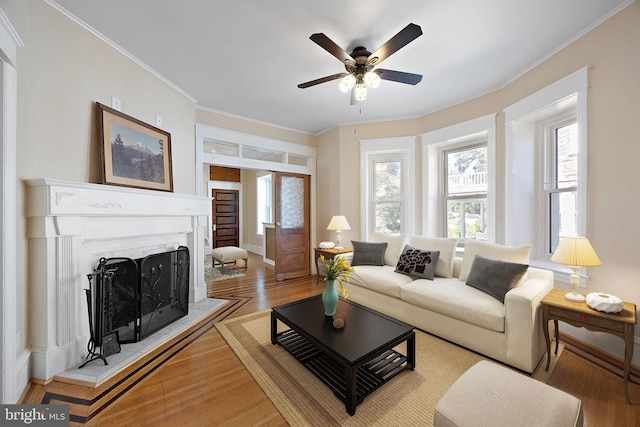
[53,0,632,135]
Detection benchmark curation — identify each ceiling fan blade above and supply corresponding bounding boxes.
[298,72,348,89]
[367,23,422,67]
[377,69,423,85]
[309,33,354,64]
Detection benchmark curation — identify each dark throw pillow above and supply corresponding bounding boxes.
[351,241,387,266]
[394,244,440,280]
[466,255,529,303]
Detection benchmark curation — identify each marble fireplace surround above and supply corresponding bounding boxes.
[26,179,210,381]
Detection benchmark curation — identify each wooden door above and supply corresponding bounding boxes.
[211,189,239,248]
[274,172,310,280]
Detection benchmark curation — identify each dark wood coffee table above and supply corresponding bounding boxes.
[271,295,415,416]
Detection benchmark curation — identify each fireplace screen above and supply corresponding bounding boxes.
[82,246,189,367]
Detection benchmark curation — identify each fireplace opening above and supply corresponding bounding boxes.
[81,246,190,367]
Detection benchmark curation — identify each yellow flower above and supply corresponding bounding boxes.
[319,255,353,298]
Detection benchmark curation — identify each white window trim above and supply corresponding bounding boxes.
[360,137,416,240]
[421,114,496,241]
[504,67,589,282]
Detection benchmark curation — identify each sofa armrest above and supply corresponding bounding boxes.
[341,251,354,266]
[503,267,554,372]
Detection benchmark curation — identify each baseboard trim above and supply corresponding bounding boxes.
[559,332,640,381]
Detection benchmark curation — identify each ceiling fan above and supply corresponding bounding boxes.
[298,23,423,102]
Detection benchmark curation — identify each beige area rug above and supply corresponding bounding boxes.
[216,310,562,426]
[204,265,245,282]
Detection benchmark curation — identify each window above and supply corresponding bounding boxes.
[421,114,496,240]
[360,137,415,239]
[256,173,272,235]
[504,67,588,274]
[545,120,578,253]
[373,159,403,234]
[444,144,488,241]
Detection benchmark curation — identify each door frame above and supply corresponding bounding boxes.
[207,180,243,254]
[196,124,317,273]
[1,9,23,404]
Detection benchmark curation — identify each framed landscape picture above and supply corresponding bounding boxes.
[97,102,173,192]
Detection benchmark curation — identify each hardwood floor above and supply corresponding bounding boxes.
[20,252,640,426]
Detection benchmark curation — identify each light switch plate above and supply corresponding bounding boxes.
[111,96,121,111]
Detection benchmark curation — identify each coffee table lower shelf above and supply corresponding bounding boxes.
[276,329,409,411]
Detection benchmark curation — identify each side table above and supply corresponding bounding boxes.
[314,247,353,284]
[541,288,637,403]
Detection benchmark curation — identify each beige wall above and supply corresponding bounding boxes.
[240,169,276,251]
[5,0,197,368]
[316,127,341,242]
[195,107,316,148]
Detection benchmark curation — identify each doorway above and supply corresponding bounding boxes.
[196,123,317,279]
[211,188,240,248]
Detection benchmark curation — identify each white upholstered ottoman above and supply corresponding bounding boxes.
[435,360,583,427]
[211,246,248,271]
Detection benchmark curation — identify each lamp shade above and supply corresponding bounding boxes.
[327,215,351,231]
[550,236,601,267]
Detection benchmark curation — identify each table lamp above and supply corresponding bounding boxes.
[327,216,351,250]
[550,236,601,302]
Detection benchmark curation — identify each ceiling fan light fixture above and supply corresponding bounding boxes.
[354,81,367,101]
[339,74,356,93]
[363,71,381,88]
[300,23,423,103]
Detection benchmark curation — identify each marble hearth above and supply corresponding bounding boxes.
[26,179,210,381]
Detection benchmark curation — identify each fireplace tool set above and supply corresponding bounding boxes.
[79,247,190,368]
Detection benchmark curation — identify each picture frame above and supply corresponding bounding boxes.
[97,102,173,192]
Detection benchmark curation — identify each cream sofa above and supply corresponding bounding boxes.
[340,234,553,373]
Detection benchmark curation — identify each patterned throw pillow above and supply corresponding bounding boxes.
[394,245,440,280]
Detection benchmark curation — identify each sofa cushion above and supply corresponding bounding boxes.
[351,241,387,266]
[466,255,529,303]
[371,232,407,266]
[395,245,440,280]
[350,265,414,298]
[401,278,505,332]
[459,240,531,282]
[409,236,458,278]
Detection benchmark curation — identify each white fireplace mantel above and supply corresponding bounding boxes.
[26,178,210,380]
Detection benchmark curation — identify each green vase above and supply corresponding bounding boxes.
[322,279,339,316]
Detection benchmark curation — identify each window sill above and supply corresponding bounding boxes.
[530,258,591,288]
